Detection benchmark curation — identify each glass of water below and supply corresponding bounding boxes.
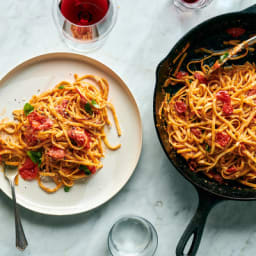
[108,215,158,256]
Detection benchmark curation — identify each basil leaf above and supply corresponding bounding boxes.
[84,103,93,115]
[91,99,100,109]
[27,151,42,166]
[64,186,70,192]
[58,85,65,89]
[80,165,91,175]
[24,103,34,116]
[205,144,210,152]
[219,52,229,63]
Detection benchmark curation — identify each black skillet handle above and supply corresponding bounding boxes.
[176,188,222,256]
[242,4,256,13]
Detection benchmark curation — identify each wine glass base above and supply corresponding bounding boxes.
[63,37,107,53]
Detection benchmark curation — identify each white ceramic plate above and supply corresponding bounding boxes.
[0,53,142,215]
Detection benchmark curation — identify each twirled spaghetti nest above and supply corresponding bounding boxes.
[0,74,121,193]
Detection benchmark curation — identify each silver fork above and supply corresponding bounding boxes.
[4,164,28,250]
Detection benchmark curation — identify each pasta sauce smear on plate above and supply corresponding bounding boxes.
[159,41,256,188]
[0,74,121,193]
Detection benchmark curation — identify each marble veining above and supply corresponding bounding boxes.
[0,0,256,255]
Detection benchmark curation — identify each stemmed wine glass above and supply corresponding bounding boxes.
[52,0,118,52]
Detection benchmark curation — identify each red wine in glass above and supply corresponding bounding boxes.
[174,0,212,11]
[60,0,109,26]
[182,0,199,3]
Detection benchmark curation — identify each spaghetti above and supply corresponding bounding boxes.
[159,43,256,188]
[0,74,121,193]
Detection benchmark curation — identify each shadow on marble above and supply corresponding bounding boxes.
[207,200,256,230]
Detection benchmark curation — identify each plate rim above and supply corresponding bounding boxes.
[0,52,143,215]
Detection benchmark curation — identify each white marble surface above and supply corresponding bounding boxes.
[0,0,256,255]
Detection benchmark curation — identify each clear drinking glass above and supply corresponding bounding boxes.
[108,215,158,256]
[173,0,213,11]
[52,0,118,52]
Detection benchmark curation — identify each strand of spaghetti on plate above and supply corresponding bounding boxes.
[0,74,121,193]
[159,40,256,188]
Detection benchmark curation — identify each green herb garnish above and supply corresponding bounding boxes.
[58,85,65,89]
[64,186,71,192]
[205,144,210,152]
[80,165,91,175]
[84,103,93,115]
[27,151,42,166]
[24,103,34,116]
[219,52,229,63]
[91,99,100,109]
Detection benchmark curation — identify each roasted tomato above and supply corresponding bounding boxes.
[194,71,207,84]
[56,99,69,116]
[175,101,187,114]
[191,128,201,137]
[47,147,65,160]
[226,166,237,173]
[216,91,233,115]
[27,112,53,131]
[226,27,246,38]
[176,71,189,79]
[19,157,38,180]
[212,173,223,183]
[88,166,97,174]
[68,127,91,147]
[240,143,246,151]
[216,90,231,103]
[222,103,233,116]
[216,132,230,147]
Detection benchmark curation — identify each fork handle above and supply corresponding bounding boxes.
[10,181,28,250]
[246,35,256,47]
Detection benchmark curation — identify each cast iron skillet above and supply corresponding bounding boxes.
[153,4,256,256]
